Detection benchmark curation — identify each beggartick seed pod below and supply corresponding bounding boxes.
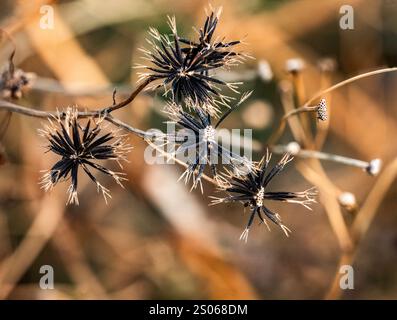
[164,92,253,192]
[39,107,132,205]
[136,8,244,116]
[212,151,317,242]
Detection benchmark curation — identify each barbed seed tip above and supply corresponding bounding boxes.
[366,158,382,176]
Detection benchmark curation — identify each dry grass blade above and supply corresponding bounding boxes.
[303,67,397,108]
[297,160,353,252]
[325,157,397,299]
[0,192,65,299]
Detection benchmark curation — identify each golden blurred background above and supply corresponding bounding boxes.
[0,0,397,299]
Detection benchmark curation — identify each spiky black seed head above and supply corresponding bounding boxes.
[212,151,317,241]
[137,10,244,116]
[39,107,132,205]
[162,96,252,191]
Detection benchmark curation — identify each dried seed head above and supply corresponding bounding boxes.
[0,67,35,99]
[0,36,34,99]
[212,151,317,241]
[285,141,301,155]
[366,158,382,176]
[137,10,244,115]
[338,192,357,211]
[39,107,132,205]
[285,58,305,73]
[165,94,252,191]
[316,98,327,121]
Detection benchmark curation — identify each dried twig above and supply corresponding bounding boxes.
[267,67,397,145]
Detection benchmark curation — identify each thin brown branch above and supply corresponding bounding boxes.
[290,70,313,145]
[0,99,157,139]
[103,77,152,113]
[267,105,317,145]
[267,67,397,145]
[303,67,397,108]
[0,98,217,187]
[297,161,353,252]
[1,75,152,118]
[277,81,307,144]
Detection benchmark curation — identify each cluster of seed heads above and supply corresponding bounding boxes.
[33,7,319,240]
[0,8,325,241]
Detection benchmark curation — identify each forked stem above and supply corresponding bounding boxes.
[268,67,397,145]
[102,77,152,113]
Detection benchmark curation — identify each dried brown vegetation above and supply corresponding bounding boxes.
[0,0,396,300]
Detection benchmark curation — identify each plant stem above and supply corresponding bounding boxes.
[0,99,160,139]
[267,106,317,145]
[304,67,397,107]
[271,144,370,170]
[0,98,218,187]
[268,67,397,145]
[102,77,152,113]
